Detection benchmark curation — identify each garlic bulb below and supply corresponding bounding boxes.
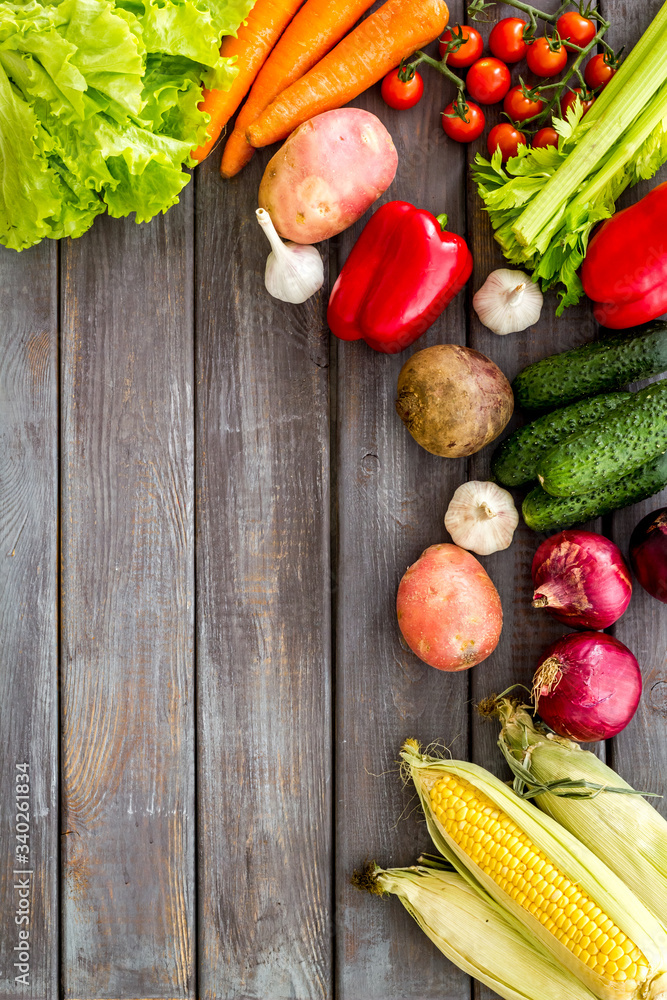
[445,481,519,555]
[472,268,543,335]
[256,207,323,304]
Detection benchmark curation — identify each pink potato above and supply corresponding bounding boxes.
[396,543,503,671]
[258,109,398,244]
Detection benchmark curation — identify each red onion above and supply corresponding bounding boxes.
[630,507,667,603]
[532,632,642,742]
[531,529,632,629]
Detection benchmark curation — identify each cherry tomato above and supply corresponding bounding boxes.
[560,87,595,118]
[584,53,616,90]
[526,37,568,77]
[532,126,560,149]
[487,122,527,161]
[489,17,529,63]
[466,57,511,105]
[381,68,424,110]
[503,84,545,122]
[441,101,485,142]
[556,11,597,51]
[439,25,484,67]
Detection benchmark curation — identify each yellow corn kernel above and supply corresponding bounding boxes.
[425,772,650,986]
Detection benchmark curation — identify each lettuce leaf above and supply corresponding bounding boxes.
[0,61,63,250]
[0,0,254,250]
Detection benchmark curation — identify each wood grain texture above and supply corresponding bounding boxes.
[0,242,58,1000]
[461,7,592,1000]
[2,2,665,997]
[601,0,667,815]
[334,17,472,998]
[59,200,195,999]
[463,5,625,996]
[194,151,332,1000]
[466,1,602,791]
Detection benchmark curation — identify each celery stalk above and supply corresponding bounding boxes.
[514,23,667,248]
[566,81,667,218]
[582,0,667,126]
[472,0,667,312]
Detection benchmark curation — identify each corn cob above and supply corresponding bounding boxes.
[356,863,599,1000]
[489,696,667,929]
[401,739,667,1000]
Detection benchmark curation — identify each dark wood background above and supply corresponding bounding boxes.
[1,0,665,996]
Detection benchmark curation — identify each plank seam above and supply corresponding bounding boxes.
[191,162,199,1000]
[329,236,339,1000]
[596,0,614,781]
[56,234,63,1000]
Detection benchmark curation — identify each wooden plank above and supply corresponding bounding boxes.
[462,4,609,997]
[464,0,663,993]
[610,484,667,811]
[59,200,195,999]
[601,0,667,812]
[462,7,590,1000]
[465,0,603,789]
[334,15,472,998]
[194,151,333,999]
[0,242,58,1000]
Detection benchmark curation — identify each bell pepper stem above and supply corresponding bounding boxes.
[436,213,449,230]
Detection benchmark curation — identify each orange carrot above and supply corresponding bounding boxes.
[191,0,304,164]
[220,0,376,178]
[246,0,449,149]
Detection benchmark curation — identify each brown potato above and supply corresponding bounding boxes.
[258,109,397,244]
[396,543,503,671]
[395,344,513,457]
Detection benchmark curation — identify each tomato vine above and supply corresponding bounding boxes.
[402,0,620,129]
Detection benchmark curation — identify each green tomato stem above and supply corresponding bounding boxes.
[412,4,611,134]
[468,0,558,23]
[410,50,466,94]
[511,22,609,130]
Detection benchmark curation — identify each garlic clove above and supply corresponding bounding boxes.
[472,268,543,335]
[445,481,519,555]
[256,207,323,304]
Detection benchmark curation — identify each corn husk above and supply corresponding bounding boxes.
[490,696,667,931]
[360,863,598,1000]
[401,739,667,1000]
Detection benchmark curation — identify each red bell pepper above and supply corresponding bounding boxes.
[581,181,667,329]
[327,200,473,353]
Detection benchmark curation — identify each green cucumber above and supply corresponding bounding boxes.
[523,453,667,531]
[513,323,667,410]
[538,380,667,497]
[491,392,632,487]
